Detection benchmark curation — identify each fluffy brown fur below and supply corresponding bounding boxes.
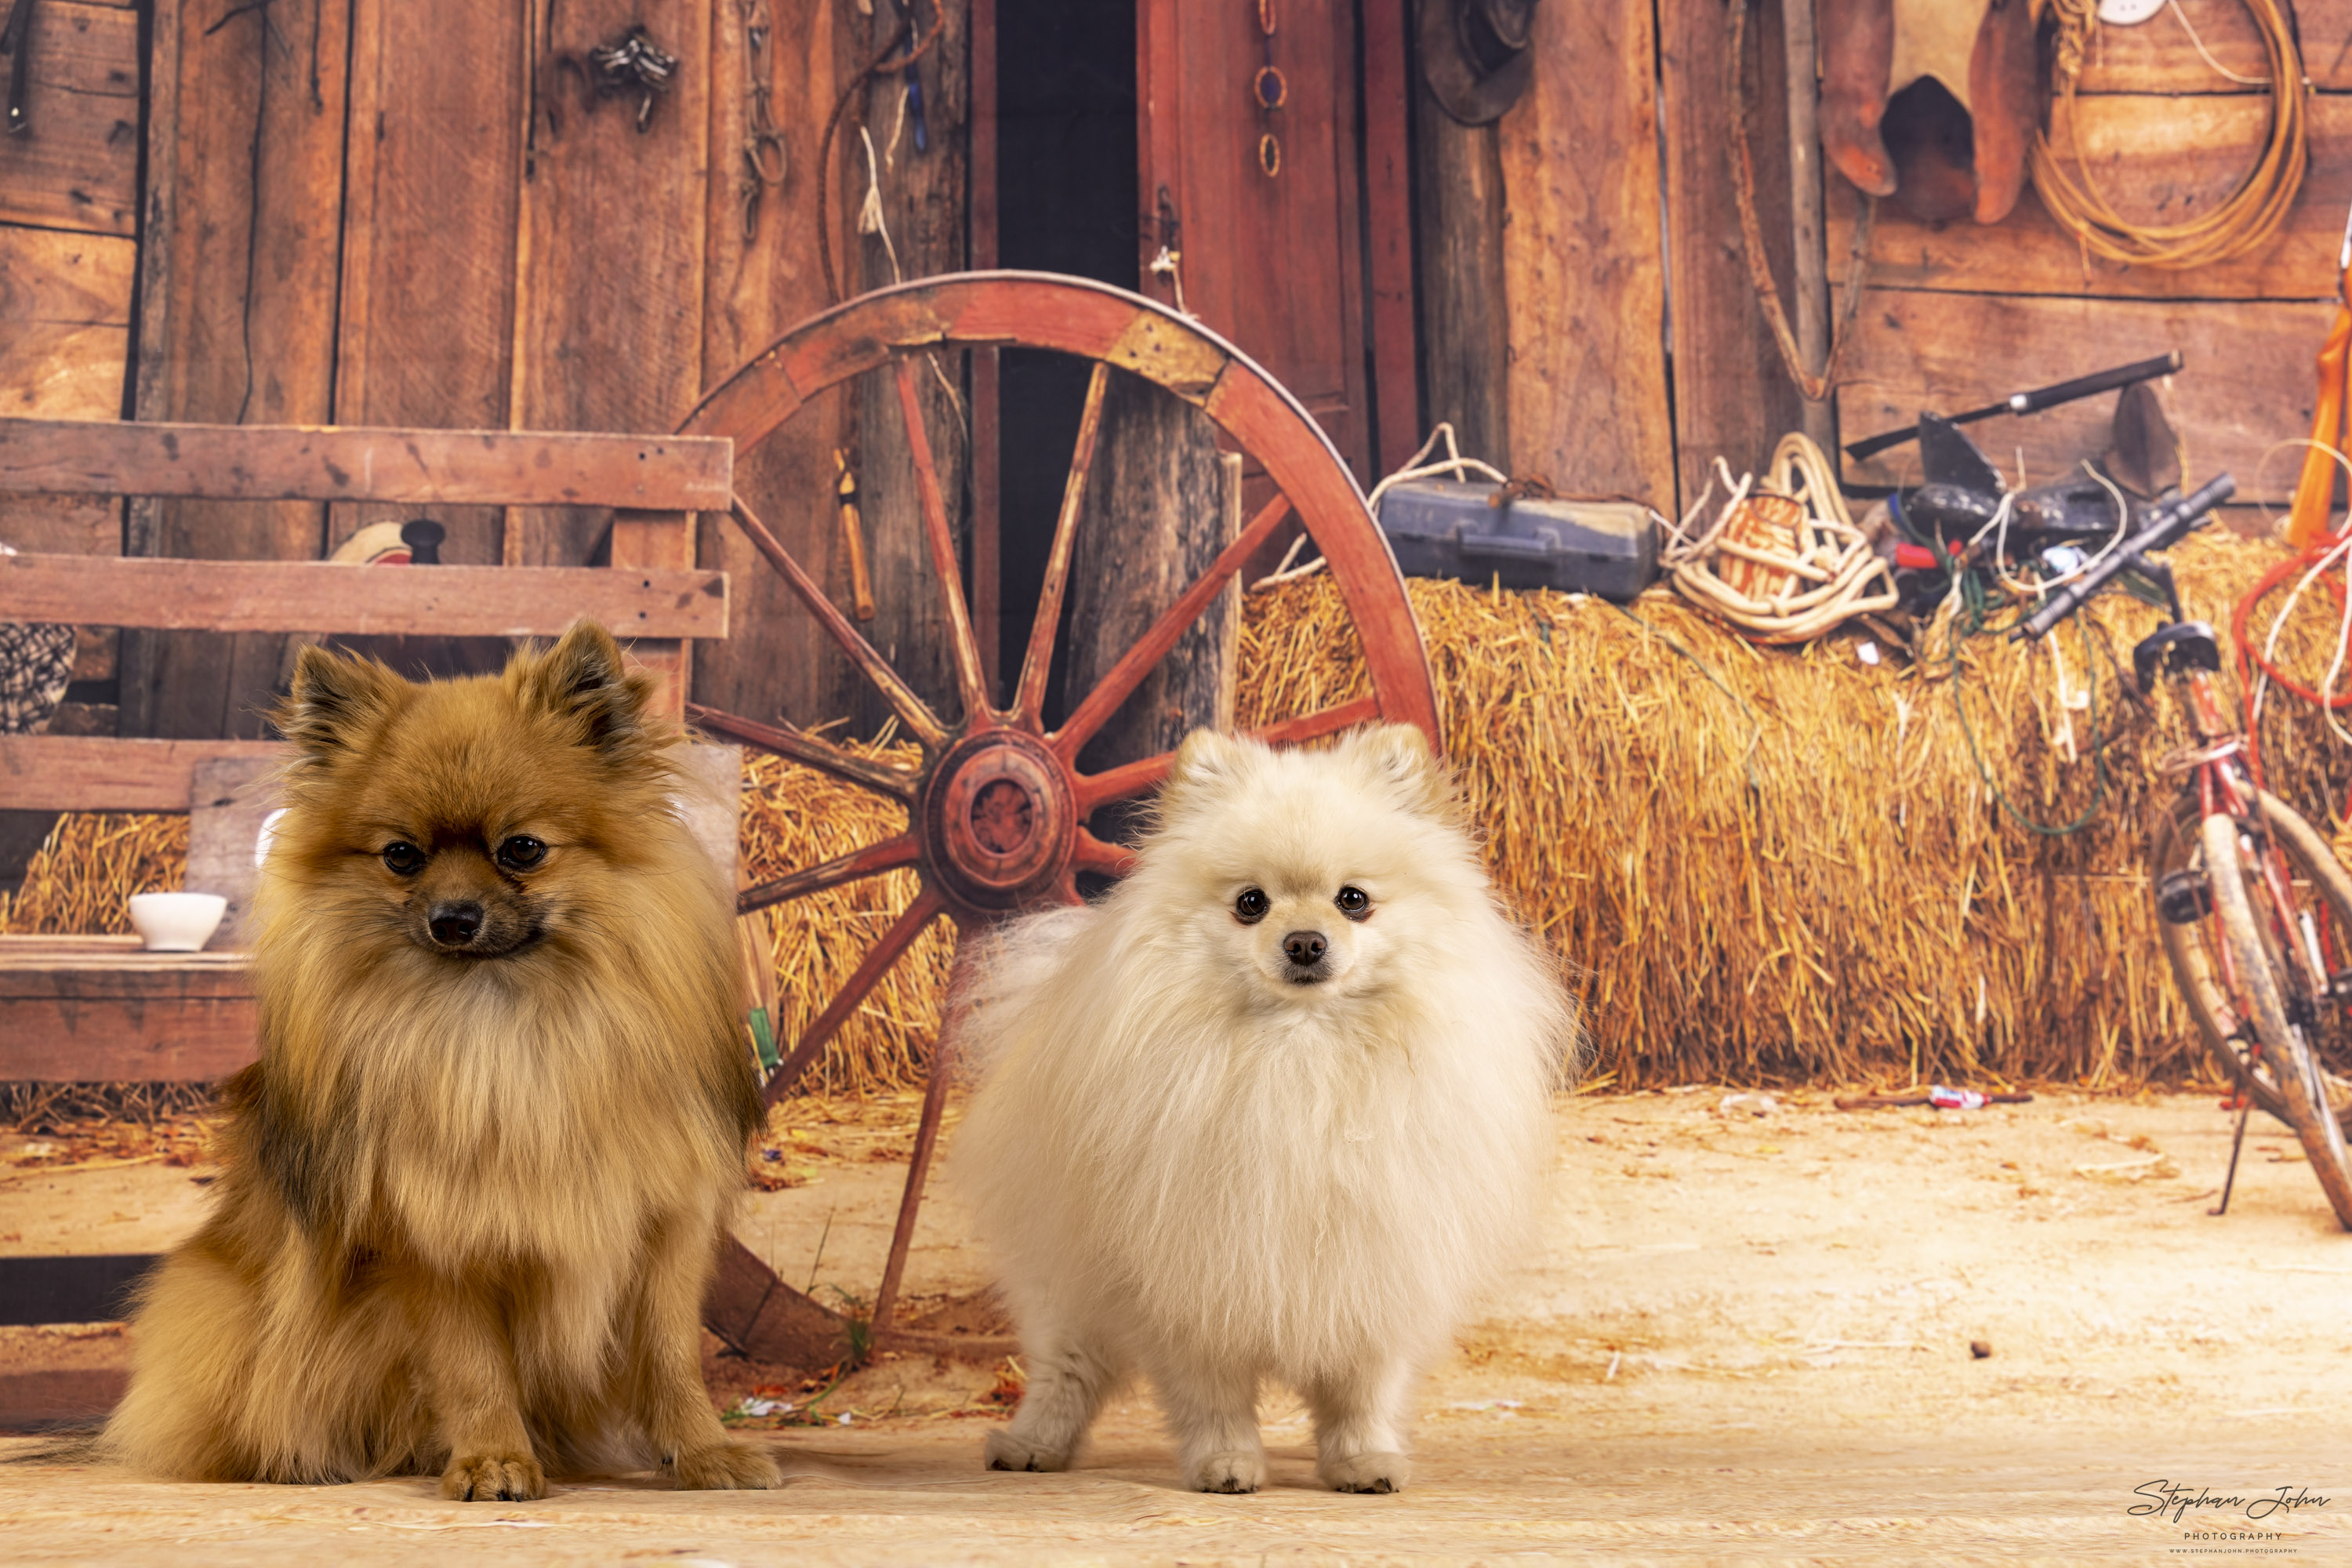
[98,622,777,1498]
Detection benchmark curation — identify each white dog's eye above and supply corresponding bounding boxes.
[1335,886,1371,920]
[1234,888,1269,924]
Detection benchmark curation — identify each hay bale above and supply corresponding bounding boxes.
[0,812,189,935]
[20,532,2352,1094]
[1236,532,2352,1090]
[736,742,956,1098]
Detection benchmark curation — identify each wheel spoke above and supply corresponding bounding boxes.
[760,885,948,1106]
[1073,694,1384,811]
[1051,491,1294,761]
[1073,827,1136,877]
[1014,361,1112,724]
[893,357,992,723]
[739,833,922,913]
[728,495,949,750]
[687,703,918,802]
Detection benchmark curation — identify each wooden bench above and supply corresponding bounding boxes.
[0,415,734,1081]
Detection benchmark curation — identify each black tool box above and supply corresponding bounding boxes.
[1374,479,1660,601]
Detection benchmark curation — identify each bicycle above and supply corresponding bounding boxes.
[2012,472,2352,1229]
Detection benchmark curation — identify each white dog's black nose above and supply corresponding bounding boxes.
[429,902,485,947]
[1283,930,1327,967]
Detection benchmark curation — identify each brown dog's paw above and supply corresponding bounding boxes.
[1319,1450,1410,1494]
[672,1438,782,1490]
[440,1450,546,1501]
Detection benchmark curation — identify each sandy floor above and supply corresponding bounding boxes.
[3,1086,2349,1563]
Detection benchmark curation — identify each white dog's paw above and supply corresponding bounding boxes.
[1319,1451,1410,1494]
[984,1427,1071,1472]
[1190,1449,1266,1494]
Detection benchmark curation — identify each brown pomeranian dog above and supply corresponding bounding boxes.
[98,621,778,1499]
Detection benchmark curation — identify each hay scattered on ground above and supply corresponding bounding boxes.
[1236,532,2352,1091]
[0,1081,219,1132]
[0,812,187,935]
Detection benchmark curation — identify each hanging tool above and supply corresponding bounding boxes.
[833,448,876,621]
[3,0,34,138]
[2284,197,2352,550]
[1844,352,2183,463]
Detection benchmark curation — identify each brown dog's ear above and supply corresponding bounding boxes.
[1342,723,1457,819]
[518,619,659,757]
[276,643,401,758]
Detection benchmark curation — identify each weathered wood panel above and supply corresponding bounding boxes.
[1415,103,1508,474]
[509,0,713,571]
[1657,0,1804,514]
[0,227,131,624]
[852,0,975,730]
[1137,0,1370,478]
[0,946,257,1080]
[0,552,728,637]
[0,228,134,421]
[0,0,139,236]
[0,736,279,811]
[1836,289,2334,497]
[0,419,732,507]
[1828,94,2352,301]
[1067,372,1237,789]
[693,0,861,729]
[1497,0,1672,507]
[126,0,352,741]
[2071,0,2352,95]
[333,0,524,566]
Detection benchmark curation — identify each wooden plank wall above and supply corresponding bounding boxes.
[1831,2,2352,503]
[0,0,141,740]
[90,0,900,744]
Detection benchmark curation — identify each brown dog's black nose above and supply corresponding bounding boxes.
[429,902,485,947]
[1283,930,1327,967]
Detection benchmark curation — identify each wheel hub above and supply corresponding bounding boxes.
[921,728,1075,911]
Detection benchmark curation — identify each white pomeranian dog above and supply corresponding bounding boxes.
[952,723,1576,1495]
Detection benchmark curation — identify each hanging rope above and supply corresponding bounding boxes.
[816,0,947,303]
[2029,0,2307,269]
[1662,433,1898,644]
[1726,0,1874,404]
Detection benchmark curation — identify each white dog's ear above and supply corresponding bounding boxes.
[1166,728,1254,799]
[1344,723,1457,818]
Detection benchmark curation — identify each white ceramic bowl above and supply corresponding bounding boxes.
[128,892,227,953]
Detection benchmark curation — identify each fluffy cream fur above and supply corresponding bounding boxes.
[97,622,776,1497]
[953,724,1577,1494]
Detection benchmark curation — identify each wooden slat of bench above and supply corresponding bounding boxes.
[0,554,728,638]
[0,419,733,509]
[0,956,257,1080]
[0,737,281,811]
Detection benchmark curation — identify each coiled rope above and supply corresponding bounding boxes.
[2030,0,2308,270]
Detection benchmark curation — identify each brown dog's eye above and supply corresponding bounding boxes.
[1336,886,1371,920]
[381,842,425,876]
[496,836,547,872]
[1234,888,1269,924]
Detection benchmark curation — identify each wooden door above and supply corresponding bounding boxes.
[1137,0,1372,481]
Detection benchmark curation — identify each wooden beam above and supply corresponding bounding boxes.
[0,419,735,510]
[0,736,279,811]
[0,944,257,1080]
[0,553,728,639]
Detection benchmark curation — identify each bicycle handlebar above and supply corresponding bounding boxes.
[2011,474,2236,643]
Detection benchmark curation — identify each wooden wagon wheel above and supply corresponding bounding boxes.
[678,271,1437,1351]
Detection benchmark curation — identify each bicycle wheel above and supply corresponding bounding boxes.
[2198,811,2352,1229]
[2153,789,2352,1124]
